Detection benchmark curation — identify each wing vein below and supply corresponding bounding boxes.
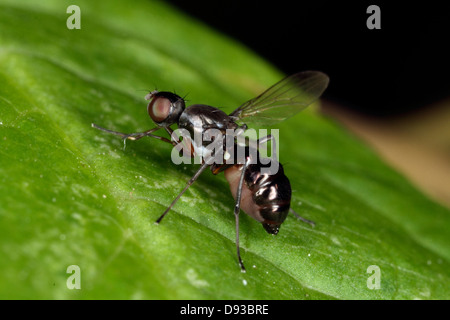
[230,71,329,127]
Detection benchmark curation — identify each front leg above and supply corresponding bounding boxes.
[91,123,176,149]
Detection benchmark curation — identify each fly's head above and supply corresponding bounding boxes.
[145,90,185,127]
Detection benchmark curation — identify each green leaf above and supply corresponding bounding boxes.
[0,0,449,299]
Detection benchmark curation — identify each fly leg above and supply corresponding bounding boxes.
[233,158,251,272]
[290,208,315,227]
[91,123,176,149]
[155,161,210,224]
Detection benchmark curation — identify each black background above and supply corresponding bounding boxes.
[167,0,450,118]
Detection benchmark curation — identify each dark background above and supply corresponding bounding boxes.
[167,0,450,118]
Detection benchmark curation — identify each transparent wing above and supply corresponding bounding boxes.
[229,71,329,127]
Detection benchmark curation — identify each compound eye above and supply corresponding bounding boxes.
[148,96,171,123]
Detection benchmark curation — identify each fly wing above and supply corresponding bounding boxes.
[229,71,329,127]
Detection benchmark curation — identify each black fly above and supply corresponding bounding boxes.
[92,71,329,271]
